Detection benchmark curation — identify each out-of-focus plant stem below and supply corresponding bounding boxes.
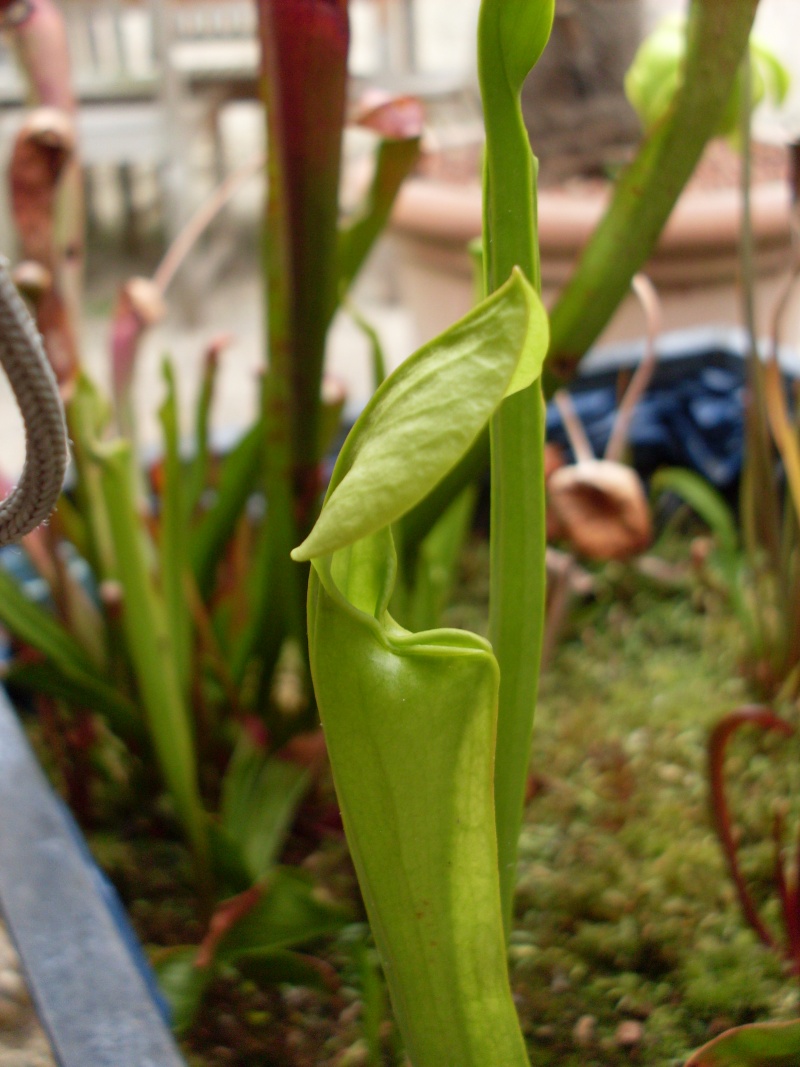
[257,0,350,530]
[400,0,762,560]
[544,0,761,387]
[478,0,554,940]
[3,0,84,392]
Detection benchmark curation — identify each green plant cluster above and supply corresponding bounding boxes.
[0,0,792,1063]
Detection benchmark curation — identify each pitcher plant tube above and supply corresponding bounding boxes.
[292,0,555,1060]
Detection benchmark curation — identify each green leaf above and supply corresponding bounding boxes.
[292,269,547,563]
[0,567,142,741]
[307,561,527,1067]
[626,17,790,138]
[346,299,387,392]
[220,733,310,882]
[93,439,209,879]
[190,421,263,601]
[395,485,478,632]
[185,343,219,519]
[158,361,192,698]
[352,939,385,1067]
[338,134,421,299]
[229,375,302,698]
[66,374,118,583]
[297,265,548,1064]
[546,0,762,387]
[217,868,349,960]
[5,659,142,744]
[152,945,215,1035]
[478,0,554,95]
[206,822,252,894]
[650,468,739,559]
[685,1019,800,1066]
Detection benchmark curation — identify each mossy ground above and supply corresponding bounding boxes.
[503,548,800,1066]
[84,537,800,1065]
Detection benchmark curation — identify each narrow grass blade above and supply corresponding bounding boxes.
[158,361,192,697]
[190,420,263,601]
[0,566,141,741]
[93,438,210,881]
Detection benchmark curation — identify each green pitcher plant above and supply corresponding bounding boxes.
[292,0,554,1060]
[293,269,548,1066]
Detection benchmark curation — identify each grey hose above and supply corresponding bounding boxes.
[0,257,68,546]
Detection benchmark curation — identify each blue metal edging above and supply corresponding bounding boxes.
[0,685,186,1067]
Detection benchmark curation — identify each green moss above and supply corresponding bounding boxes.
[504,559,799,1064]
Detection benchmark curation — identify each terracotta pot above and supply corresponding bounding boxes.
[388,170,795,349]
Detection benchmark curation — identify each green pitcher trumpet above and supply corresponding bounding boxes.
[293,269,548,1066]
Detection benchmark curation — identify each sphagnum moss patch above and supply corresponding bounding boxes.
[508,565,800,1065]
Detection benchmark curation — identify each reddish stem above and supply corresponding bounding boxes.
[772,808,800,971]
[708,705,794,952]
[195,883,264,968]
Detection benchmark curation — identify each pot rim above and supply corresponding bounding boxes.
[391,176,792,259]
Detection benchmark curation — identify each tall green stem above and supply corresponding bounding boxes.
[545,0,761,388]
[478,0,554,938]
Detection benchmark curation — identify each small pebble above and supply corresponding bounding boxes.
[335,1039,370,1067]
[282,986,313,1010]
[285,1027,308,1051]
[0,970,27,1004]
[0,925,54,1066]
[657,763,684,783]
[0,1055,54,1067]
[551,970,570,994]
[338,1000,363,1026]
[616,1020,645,1047]
[378,1020,394,1041]
[573,1014,597,1047]
[0,993,25,1029]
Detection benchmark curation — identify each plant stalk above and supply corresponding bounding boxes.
[478,0,552,939]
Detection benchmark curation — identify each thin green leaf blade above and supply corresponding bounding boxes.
[651,468,739,559]
[93,439,209,875]
[185,341,220,519]
[338,134,421,297]
[218,868,349,960]
[5,659,142,743]
[152,946,214,1035]
[293,269,547,562]
[158,361,192,697]
[190,421,263,600]
[0,566,142,740]
[220,733,310,882]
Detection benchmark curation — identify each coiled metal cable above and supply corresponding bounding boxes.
[0,257,68,545]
